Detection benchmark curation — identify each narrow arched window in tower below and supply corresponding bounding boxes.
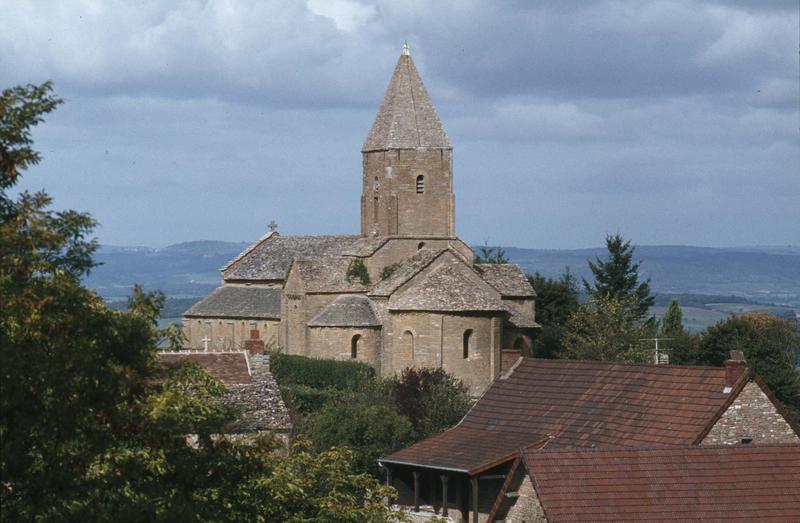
[351,334,361,359]
[463,329,473,359]
[403,330,414,362]
[416,175,424,194]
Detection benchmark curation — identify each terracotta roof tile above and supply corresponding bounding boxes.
[157,351,252,384]
[522,445,800,521]
[381,359,744,473]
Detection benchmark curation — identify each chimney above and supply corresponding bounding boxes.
[724,350,747,388]
[243,329,265,355]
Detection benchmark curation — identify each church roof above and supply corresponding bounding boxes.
[369,248,446,297]
[308,294,381,328]
[184,286,281,319]
[389,262,507,312]
[475,263,536,297]
[362,48,451,151]
[290,257,369,293]
[223,234,365,281]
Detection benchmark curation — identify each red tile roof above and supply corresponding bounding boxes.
[381,358,749,473]
[157,351,251,385]
[521,445,800,522]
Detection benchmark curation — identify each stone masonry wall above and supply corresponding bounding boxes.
[504,476,547,523]
[362,148,454,238]
[306,326,381,368]
[183,317,279,351]
[701,381,799,445]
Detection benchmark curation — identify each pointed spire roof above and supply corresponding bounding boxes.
[362,45,451,152]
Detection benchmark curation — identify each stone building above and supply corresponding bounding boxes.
[379,354,800,522]
[183,45,538,395]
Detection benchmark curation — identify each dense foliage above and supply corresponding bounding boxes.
[583,233,654,320]
[1,82,398,521]
[527,270,580,358]
[271,354,472,477]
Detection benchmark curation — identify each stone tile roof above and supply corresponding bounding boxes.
[157,352,292,433]
[521,445,800,522]
[475,263,536,297]
[184,286,281,319]
[381,359,751,474]
[223,234,363,281]
[507,307,540,329]
[389,262,507,313]
[291,257,368,293]
[362,51,450,152]
[369,248,445,297]
[308,295,381,327]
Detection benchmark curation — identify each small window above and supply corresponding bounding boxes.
[463,329,473,359]
[418,242,425,250]
[740,437,753,445]
[403,330,414,361]
[351,334,361,359]
[416,175,424,194]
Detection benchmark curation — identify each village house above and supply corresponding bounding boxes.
[182,45,538,395]
[156,350,292,448]
[378,353,800,522]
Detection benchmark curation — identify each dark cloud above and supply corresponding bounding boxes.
[2,0,798,248]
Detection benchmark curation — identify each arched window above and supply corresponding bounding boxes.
[403,330,415,361]
[416,175,424,194]
[513,336,527,352]
[417,241,425,250]
[351,334,361,359]
[463,329,473,359]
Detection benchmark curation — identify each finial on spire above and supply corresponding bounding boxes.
[402,41,410,56]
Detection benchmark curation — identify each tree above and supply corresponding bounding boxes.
[561,295,651,363]
[689,314,800,420]
[583,234,654,320]
[527,269,580,358]
[1,82,402,521]
[660,299,684,337]
[475,242,508,264]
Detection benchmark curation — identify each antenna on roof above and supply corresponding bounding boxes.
[402,41,410,56]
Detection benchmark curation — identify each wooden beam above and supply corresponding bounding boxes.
[457,477,466,521]
[412,471,420,512]
[430,475,437,514]
[386,466,393,488]
[440,474,449,517]
[471,476,479,523]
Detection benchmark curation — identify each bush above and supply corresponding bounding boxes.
[390,367,472,439]
[270,353,375,391]
[307,393,415,477]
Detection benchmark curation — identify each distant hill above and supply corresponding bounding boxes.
[86,241,800,307]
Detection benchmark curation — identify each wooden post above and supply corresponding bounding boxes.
[430,475,437,513]
[441,474,449,517]
[412,471,420,512]
[456,477,466,521]
[385,466,393,488]
[471,477,479,523]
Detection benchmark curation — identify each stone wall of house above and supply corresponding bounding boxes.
[183,317,280,351]
[504,475,547,523]
[701,381,799,445]
[387,311,499,394]
[306,326,382,367]
[362,148,454,238]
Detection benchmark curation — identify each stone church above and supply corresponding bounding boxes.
[182,45,538,394]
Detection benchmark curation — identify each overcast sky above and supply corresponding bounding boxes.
[3,0,798,249]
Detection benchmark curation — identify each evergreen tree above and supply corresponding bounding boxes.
[660,299,684,336]
[583,233,654,320]
[527,269,580,358]
[475,242,508,264]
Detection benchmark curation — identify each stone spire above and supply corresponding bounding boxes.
[362,44,450,152]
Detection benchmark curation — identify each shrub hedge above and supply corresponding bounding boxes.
[270,353,375,391]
